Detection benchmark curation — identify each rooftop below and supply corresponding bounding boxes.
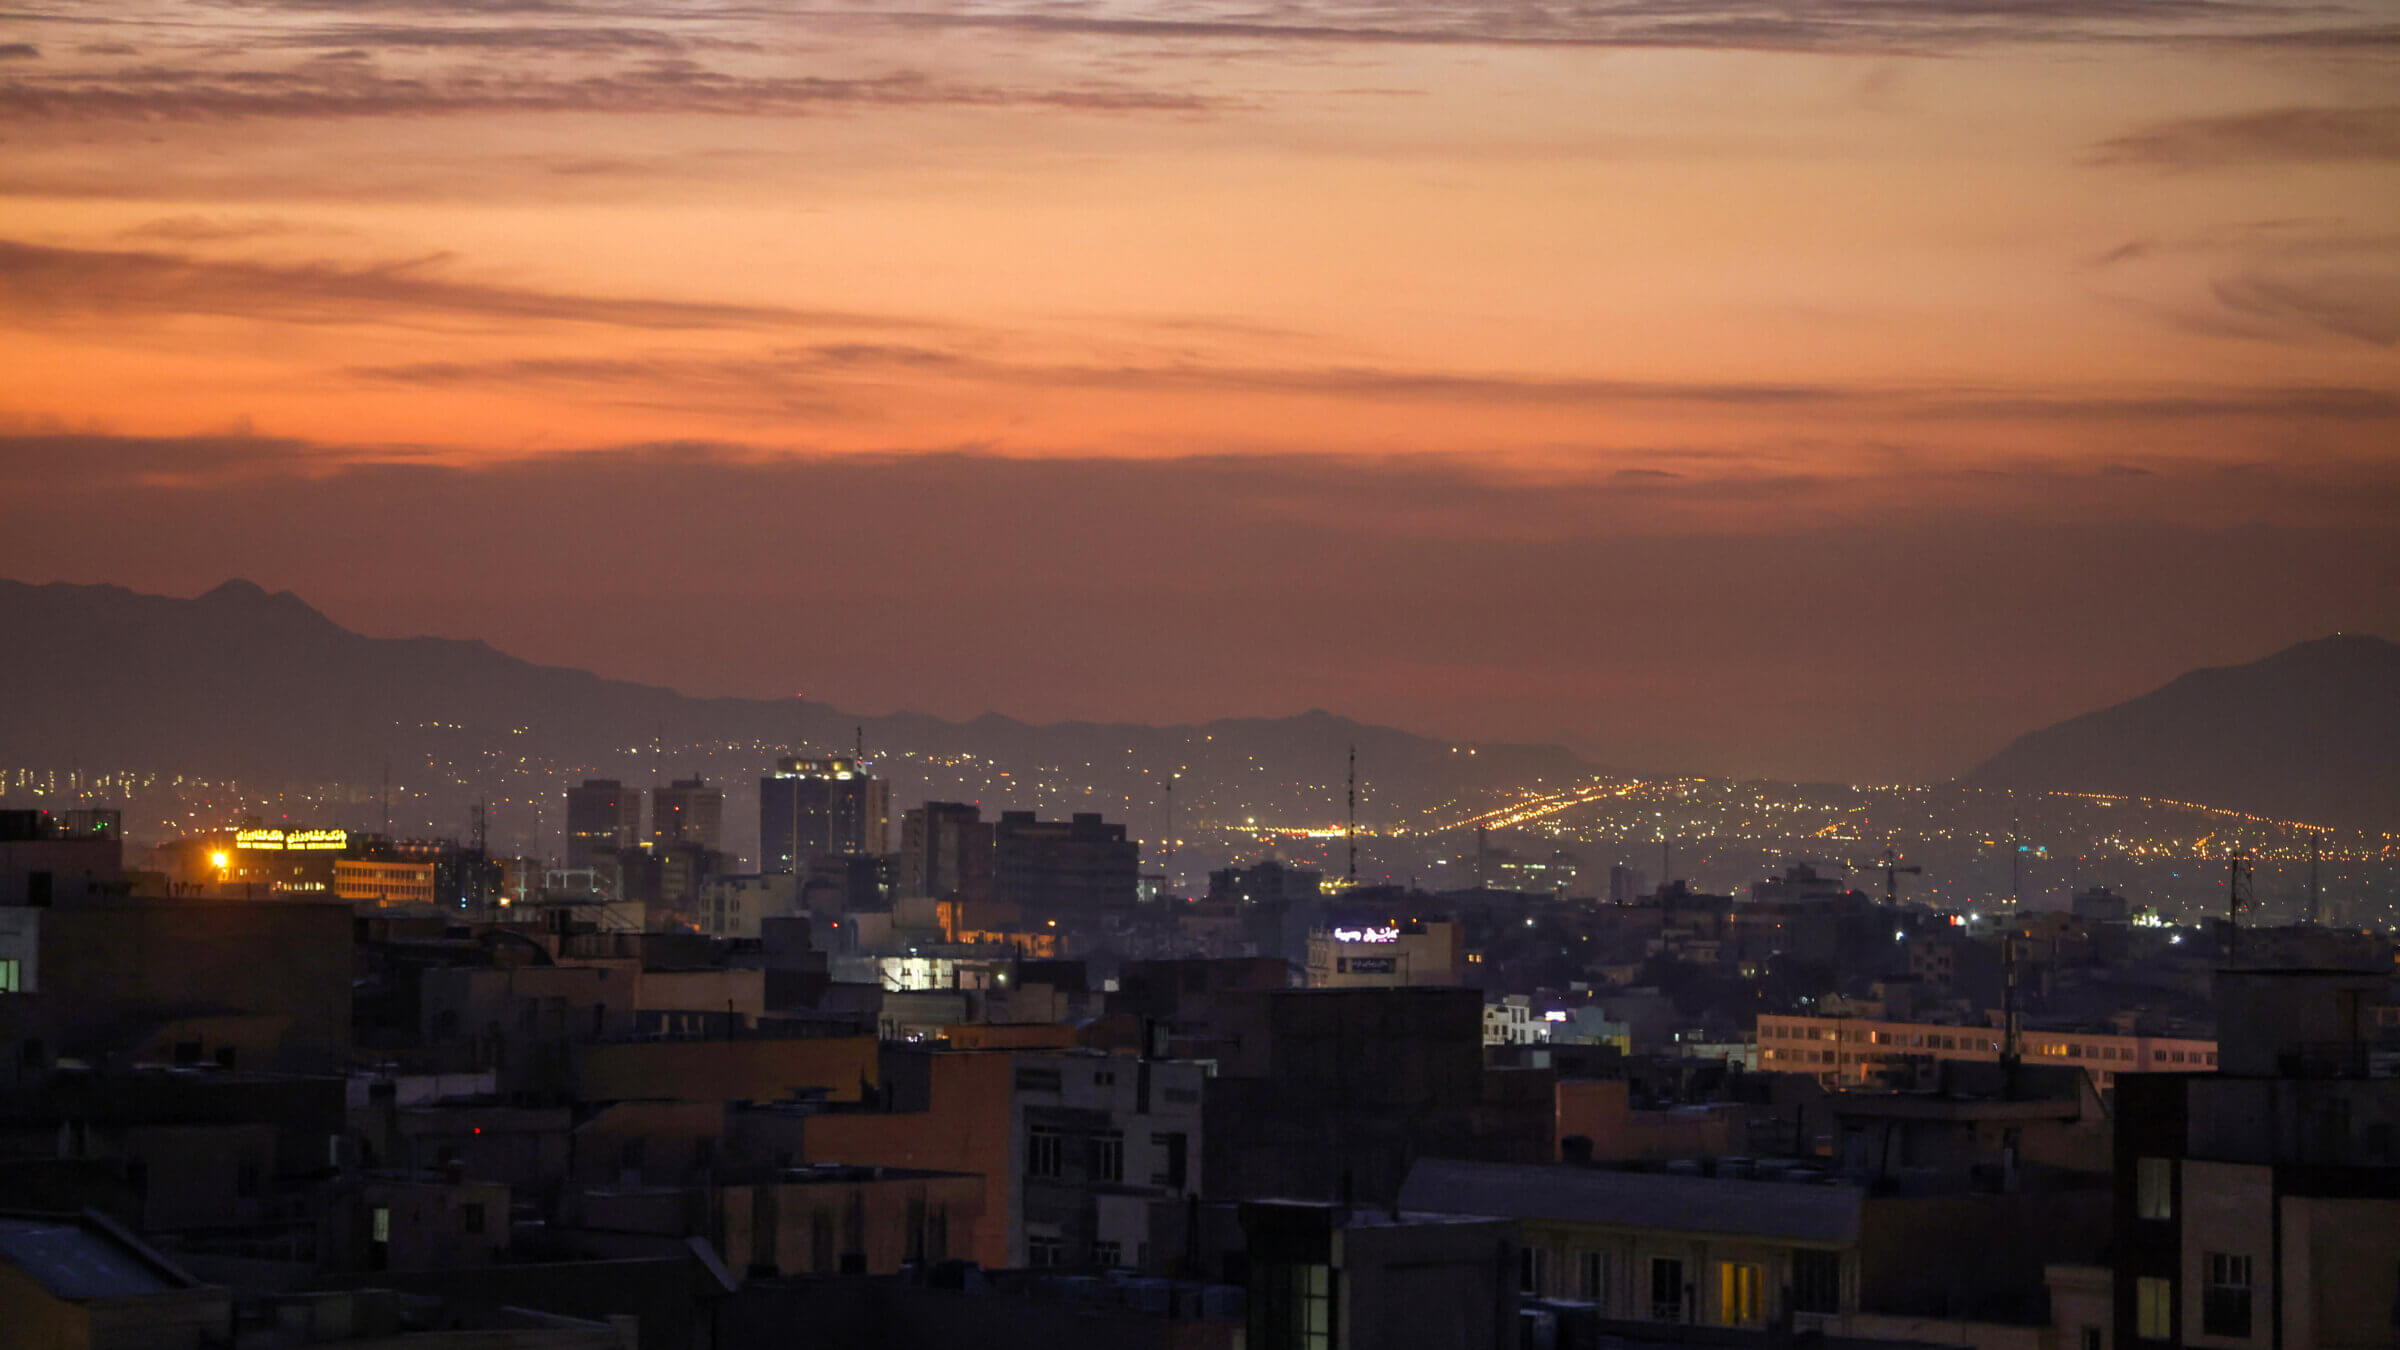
[1400,1158,1862,1243]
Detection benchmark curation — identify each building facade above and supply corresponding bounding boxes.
[760,757,888,875]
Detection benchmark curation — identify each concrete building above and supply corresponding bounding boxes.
[760,756,888,874]
[805,1048,1207,1273]
[648,778,722,854]
[0,1208,231,1350]
[1304,920,1463,988]
[991,812,1138,917]
[716,1164,985,1277]
[1240,1199,1517,1350]
[2111,968,2400,1350]
[1758,1013,2217,1091]
[564,780,641,870]
[1208,859,1322,907]
[897,801,992,902]
[335,857,438,908]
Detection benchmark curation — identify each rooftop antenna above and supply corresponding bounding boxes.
[2226,848,2250,961]
[1163,776,1175,895]
[380,758,391,837]
[854,725,864,765]
[1345,744,1357,888]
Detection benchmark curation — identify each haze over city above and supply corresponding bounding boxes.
[4,0,2398,783]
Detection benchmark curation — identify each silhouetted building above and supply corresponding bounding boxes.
[1243,1199,1517,1350]
[992,812,1138,916]
[650,777,723,854]
[898,801,992,902]
[564,779,639,869]
[1208,859,1322,907]
[761,757,888,875]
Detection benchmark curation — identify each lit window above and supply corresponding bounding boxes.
[0,959,18,993]
[2135,1157,2173,1220]
[1717,1262,1764,1326]
[2135,1276,2173,1340]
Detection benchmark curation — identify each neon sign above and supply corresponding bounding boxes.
[235,828,348,852]
[1331,925,1399,944]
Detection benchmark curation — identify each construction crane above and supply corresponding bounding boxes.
[1873,845,1921,907]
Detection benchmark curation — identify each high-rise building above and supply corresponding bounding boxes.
[650,777,724,854]
[897,801,991,901]
[564,779,641,869]
[991,811,1138,916]
[759,756,888,875]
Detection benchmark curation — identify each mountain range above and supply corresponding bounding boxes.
[1964,633,2400,833]
[1,578,2391,836]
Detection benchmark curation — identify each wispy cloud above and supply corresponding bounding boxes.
[0,238,931,332]
[2089,105,2400,169]
[0,57,1217,121]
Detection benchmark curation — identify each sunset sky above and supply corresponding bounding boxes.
[3,1,2396,781]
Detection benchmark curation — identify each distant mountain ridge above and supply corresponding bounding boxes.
[0,578,1596,835]
[1962,634,2400,833]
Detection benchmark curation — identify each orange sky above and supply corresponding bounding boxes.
[2,1,2396,778]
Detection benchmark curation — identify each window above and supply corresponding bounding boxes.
[1027,1129,1064,1178]
[1094,1240,1122,1268]
[1650,1257,1685,1321]
[2135,1277,2173,1341]
[2079,1327,2101,1350]
[1792,1249,1841,1314]
[1028,1235,1064,1268]
[2135,1157,2173,1221]
[1251,1261,1333,1350]
[0,959,18,993]
[1579,1251,1607,1303]
[1091,1131,1124,1184]
[1521,1245,1549,1297]
[462,1203,485,1235]
[2203,1253,2252,1337]
[1717,1262,1764,1326]
[1151,1131,1189,1190]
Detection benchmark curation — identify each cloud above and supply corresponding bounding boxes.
[2089,105,2400,169]
[0,58,1218,121]
[2212,269,2400,345]
[0,237,933,332]
[343,342,2400,426]
[116,215,341,243]
[0,43,39,60]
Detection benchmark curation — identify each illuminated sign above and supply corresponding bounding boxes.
[1345,957,1396,974]
[235,828,348,852]
[1331,925,1399,944]
[1543,1010,1570,1023]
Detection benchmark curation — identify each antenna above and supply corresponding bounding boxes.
[2227,848,2250,960]
[854,724,863,764]
[1163,776,1175,895]
[2001,932,2021,1068]
[2308,834,2322,926]
[1345,744,1357,888]
[380,758,391,837]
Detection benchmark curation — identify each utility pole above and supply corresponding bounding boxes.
[1163,776,1175,895]
[2227,849,2250,961]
